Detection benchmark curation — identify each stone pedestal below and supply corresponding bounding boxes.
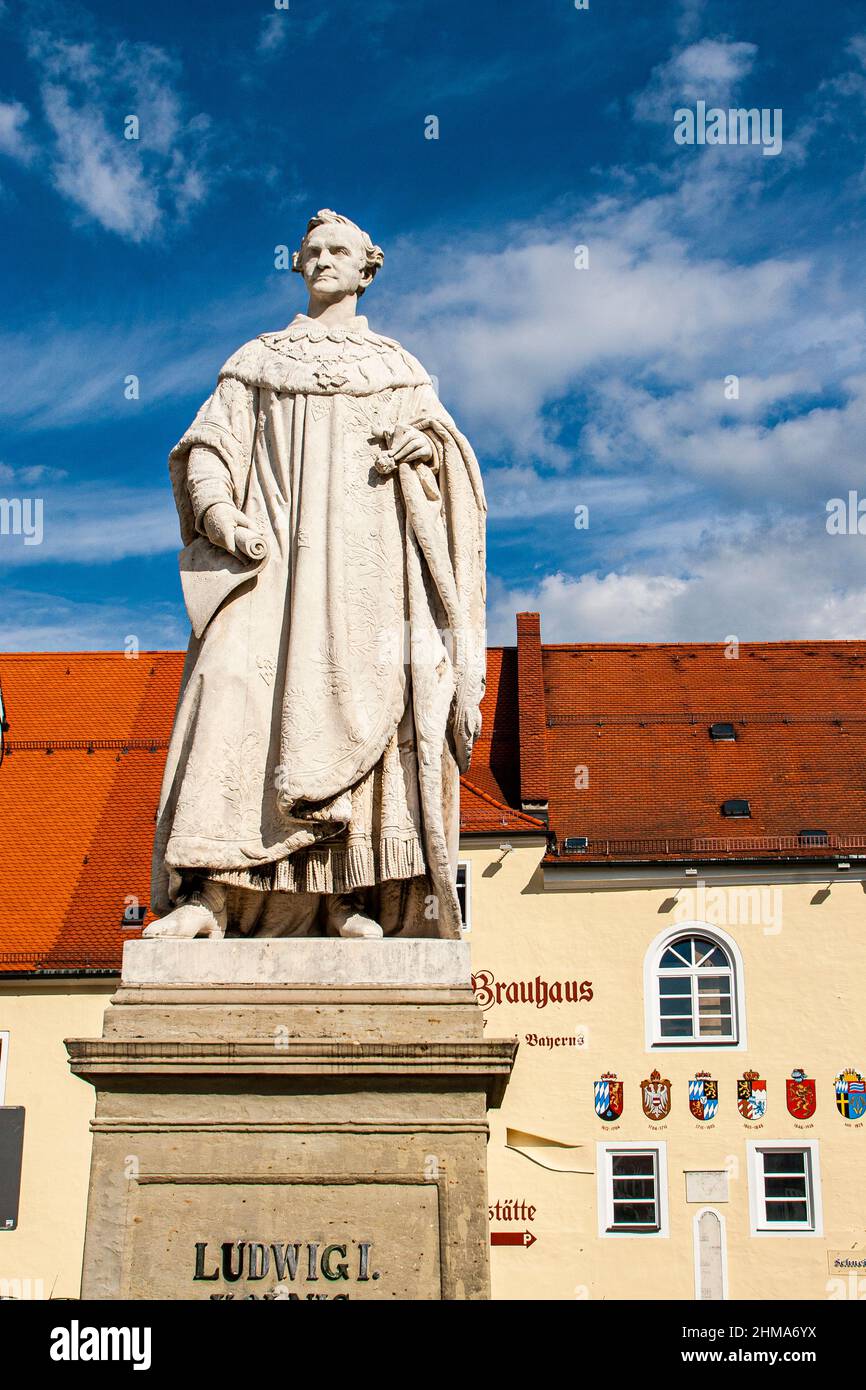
[66,940,516,1301]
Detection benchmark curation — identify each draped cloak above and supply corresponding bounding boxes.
[151,314,487,939]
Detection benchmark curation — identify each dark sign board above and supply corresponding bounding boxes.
[0,1108,25,1230]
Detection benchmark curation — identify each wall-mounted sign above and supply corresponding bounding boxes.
[490,1230,537,1248]
[472,970,592,1012]
[828,1250,866,1274]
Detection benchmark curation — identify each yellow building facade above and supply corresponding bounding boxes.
[464,838,866,1301]
[0,982,112,1300]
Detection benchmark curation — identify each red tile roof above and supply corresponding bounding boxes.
[0,652,182,974]
[459,780,546,835]
[541,639,866,861]
[3,630,865,973]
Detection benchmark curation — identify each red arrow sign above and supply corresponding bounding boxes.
[490,1230,537,1248]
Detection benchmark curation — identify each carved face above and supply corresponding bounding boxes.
[298,222,372,304]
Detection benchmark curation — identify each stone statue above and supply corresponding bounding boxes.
[145,210,486,943]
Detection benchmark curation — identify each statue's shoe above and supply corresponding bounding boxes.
[334,910,384,940]
[142,902,226,940]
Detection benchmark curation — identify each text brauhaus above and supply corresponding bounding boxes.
[472,970,593,1011]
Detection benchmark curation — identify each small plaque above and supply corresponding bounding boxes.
[124,1177,443,1300]
[684,1169,728,1203]
[828,1250,866,1274]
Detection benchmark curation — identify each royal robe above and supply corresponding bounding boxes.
[151,313,486,939]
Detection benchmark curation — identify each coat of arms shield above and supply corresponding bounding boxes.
[641,1069,671,1120]
[786,1069,816,1120]
[594,1072,623,1121]
[737,1070,767,1120]
[835,1069,866,1120]
[689,1073,718,1121]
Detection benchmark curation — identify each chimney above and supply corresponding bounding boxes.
[0,677,7,768]
[516,612,549,822]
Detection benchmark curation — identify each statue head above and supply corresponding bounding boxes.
[292,209,384,304]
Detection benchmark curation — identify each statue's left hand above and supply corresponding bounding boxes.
[389,425,434,467]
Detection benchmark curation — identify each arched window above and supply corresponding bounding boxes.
[645,925,745,1048]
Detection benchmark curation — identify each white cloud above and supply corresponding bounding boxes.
[783,33,866,167]
[0,462,67,484]
[485,465,665,523]
[488,570,688,644]
[848,34,866,70]
[487,520,866,645]
[581,373,866,508]
[0,271,290,429]
[0,481,178,566]
[20,30,211,241]
[257,15,291,56]
[0,587,186,651]
[0,99,35,162]
[383,217,813,465]
[41,83,162,240]
[676,0,708,42]
[632,38,759,124]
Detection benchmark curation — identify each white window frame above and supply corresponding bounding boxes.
[747,1141,823,1237]
[644,922,747,1051]
[0,1031,8,1104]
[597,1141,669,1238]
[456,859,472,932]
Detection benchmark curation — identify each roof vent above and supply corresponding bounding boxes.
[798,828,829,845]
[721,799,750,818]
[563,836,589,853]
[709,722,736,741]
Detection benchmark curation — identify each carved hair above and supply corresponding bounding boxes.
[292,209,384,295]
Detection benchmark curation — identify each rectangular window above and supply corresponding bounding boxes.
[658,974,734,1039]
[598,1143,669,1237]
[695,974,734,1037]
[748,1143,821,1235]
[0,1032,8,1106]
[610,1151,658,1229]
[456,860,471,931]
[658,975,692,1036]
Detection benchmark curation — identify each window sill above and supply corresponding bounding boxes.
[751,1226,819,1238]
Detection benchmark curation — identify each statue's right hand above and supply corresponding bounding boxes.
[202,502,251,555]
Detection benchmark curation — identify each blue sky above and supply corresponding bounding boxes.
[1,0,865,649]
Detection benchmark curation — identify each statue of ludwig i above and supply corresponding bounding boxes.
[146,210,486,943]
